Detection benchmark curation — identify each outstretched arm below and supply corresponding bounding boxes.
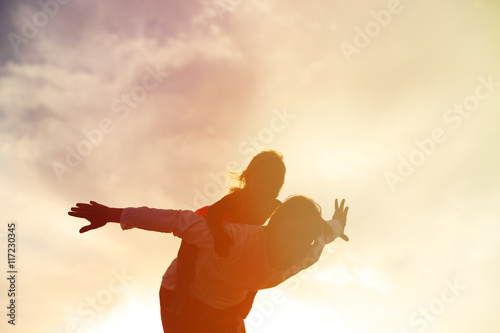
[68,202,215,248]
[281,198,349,281]
[327,198,349,241]
[68,201,123,233]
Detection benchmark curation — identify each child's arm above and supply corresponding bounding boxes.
[206,192,241,257]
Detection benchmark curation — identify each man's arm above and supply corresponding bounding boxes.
[68,201,215,248]
[68,201,123,233]
[283,198,349,279]
[322,198,349,244]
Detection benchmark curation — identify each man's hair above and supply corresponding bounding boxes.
[268,195,324,244]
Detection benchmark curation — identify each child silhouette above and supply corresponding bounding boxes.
[170,150,287,316]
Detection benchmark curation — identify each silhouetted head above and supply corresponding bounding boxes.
[231,150,286,201]
[267,195,324,264]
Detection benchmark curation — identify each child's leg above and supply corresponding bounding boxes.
[159,286,213,333]
[159,287,178,332]
[172,240,199,313]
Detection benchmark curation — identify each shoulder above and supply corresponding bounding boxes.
[208,191,241,215]
[227,223,265,245]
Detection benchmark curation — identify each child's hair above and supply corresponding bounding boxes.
[229,150,286,193]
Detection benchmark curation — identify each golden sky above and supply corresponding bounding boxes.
[1,0,499,332]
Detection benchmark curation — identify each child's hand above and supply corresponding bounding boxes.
[213,229,235,257]
[68,201,111,233]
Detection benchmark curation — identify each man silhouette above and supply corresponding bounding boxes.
[69,196,349,332]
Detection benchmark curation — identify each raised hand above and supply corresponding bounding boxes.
[332,199,349,241]
[68,201,114,233]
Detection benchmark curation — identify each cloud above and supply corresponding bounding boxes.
[1,0,500,332]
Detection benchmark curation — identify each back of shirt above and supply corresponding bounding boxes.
[120,207,339,310]
[163,223,281,309]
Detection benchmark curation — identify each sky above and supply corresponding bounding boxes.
[1,0,499,332]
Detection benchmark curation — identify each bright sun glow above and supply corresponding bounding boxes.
[92,300,163,333]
